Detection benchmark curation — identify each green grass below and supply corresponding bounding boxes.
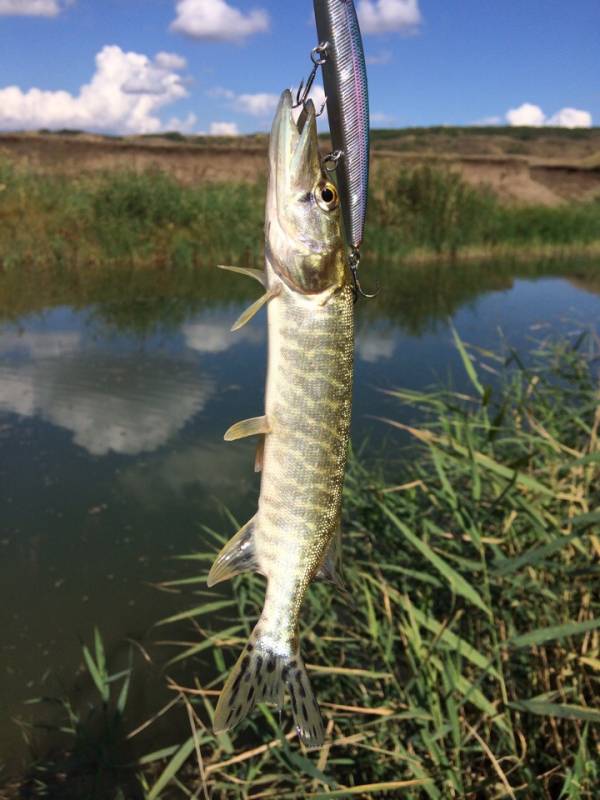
[0,163,265,273]
[135,331,598,799]
[368,165,600,259]
[11,332,590,799]
[1,161,599,276]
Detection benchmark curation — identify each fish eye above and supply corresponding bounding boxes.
[315,182,339,212]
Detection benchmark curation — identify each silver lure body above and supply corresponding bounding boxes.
[314,0,370,250]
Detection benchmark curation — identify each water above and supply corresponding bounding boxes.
[1,260,599,770]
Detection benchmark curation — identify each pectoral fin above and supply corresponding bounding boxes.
[207,515,258,587]
[231,287,280,332]
[224,415,271,442]
[217,264,266,287]
[254,436,265,473]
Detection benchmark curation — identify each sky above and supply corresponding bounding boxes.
[0,0,597,135]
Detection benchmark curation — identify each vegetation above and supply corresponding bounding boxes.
[6,332,598,798]
[370,165,600,259]
[16,631,138,799]
[1,161,599,277]
[0,163,264,273]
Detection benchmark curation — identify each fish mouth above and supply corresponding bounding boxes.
[269,89,321,199]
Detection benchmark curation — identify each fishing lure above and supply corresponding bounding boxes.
[311,0,370,261]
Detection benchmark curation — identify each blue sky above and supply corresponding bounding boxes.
[0,0,597,134]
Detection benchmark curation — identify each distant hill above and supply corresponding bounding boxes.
[1,127,599,206]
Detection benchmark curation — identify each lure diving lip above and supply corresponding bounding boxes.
[313,0,370,252]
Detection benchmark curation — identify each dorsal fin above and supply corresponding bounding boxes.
[207,516,259,587]
[224,415,271,442]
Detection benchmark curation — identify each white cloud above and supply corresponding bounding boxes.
[506,102,592,128]
[171,0,269,42]
[234,92,279,117]
[0,45,189,134]
[505,102,546,127]
[357,0,422,35]
[210,86,279,120]
[155,51,187,71]
[209,121,240,136]
[0,0,65,16]
[165,112,198,132]
[547,107,592,128]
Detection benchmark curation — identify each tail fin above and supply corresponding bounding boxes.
[213,625,325,748]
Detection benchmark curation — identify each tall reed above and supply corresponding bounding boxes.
[1,161,599,273]
[134,330,599,798]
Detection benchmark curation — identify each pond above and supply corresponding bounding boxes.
[1,258,599,771]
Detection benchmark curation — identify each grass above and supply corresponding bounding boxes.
[0,163,265,273]
[10,330,596,798]
[14,630,139,799]
[1,161,600,277]
[368,165,600,259]
[133,329,598,799]
[7,334,600,800]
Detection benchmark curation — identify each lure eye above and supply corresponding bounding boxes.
[315,182,339,212]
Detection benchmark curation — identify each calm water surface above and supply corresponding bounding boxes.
[1,261,599,768]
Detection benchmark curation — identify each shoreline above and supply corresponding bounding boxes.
[366,239,600,267]
[1,241,600,275]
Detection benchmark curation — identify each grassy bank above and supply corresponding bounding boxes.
[10,332,599,798]
[1,161,599,273]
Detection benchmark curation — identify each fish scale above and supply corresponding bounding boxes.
[208,91,354,747]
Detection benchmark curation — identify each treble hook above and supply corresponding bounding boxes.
[293,42,329,109]
[349,247,380,302]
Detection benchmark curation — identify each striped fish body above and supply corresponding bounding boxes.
[209,91,355,747]
[314,0,370,250]
[257,267,354,651]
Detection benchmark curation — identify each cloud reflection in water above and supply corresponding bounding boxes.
[0,329,215,456]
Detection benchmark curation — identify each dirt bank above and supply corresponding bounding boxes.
[1,128,599,206]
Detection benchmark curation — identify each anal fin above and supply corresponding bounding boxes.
[231,286,280,332]
[207,515,258,587]
[224,415,271,442]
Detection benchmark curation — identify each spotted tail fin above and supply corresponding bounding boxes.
[212,625,325,748]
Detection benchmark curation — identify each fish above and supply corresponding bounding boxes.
[208,89,355,748]
[313,0,370,252]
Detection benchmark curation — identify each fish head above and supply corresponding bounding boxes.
[266,90,347,295]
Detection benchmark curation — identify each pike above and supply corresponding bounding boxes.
[208,89,354,748]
